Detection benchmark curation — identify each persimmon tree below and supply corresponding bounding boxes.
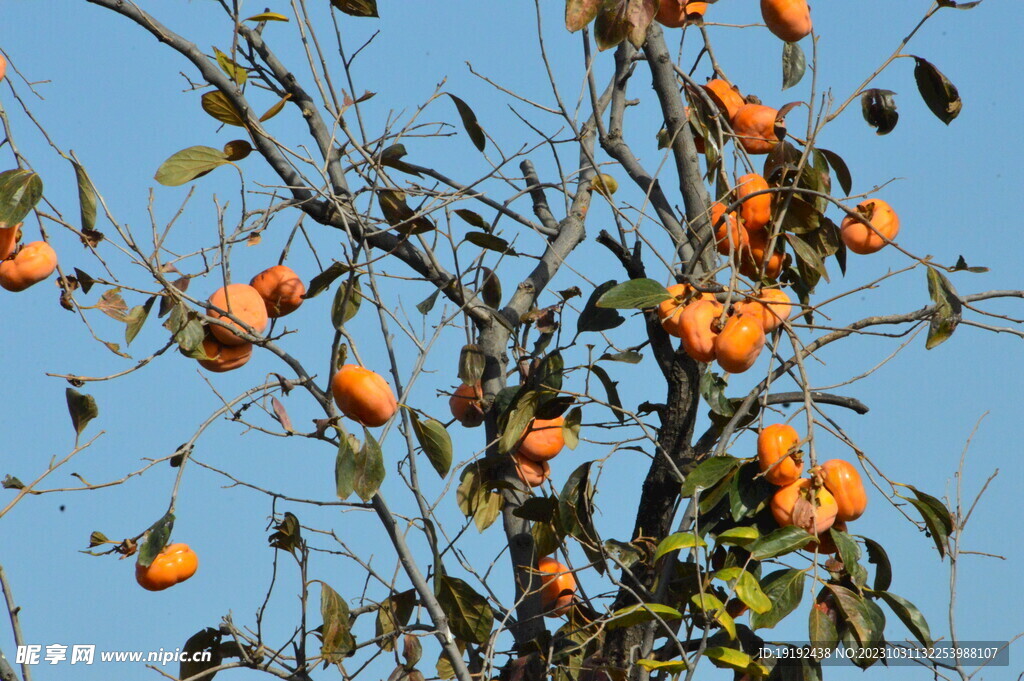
[0,2,1018,681]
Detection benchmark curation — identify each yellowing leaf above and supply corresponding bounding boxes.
[154,146,230,187]
[201,91,246,127]
[244,11,289,22]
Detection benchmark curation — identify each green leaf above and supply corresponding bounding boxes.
[704,647,769,676]
[154,146,230,187]
[498,390,540,454]
[353,428,386,501]
[435,575,493,644]
[565,0,602,31]
[809,601,839,655]
[446,93,486,152]
[749,526,813,560]
[586,364,624,423]
[330,0,379,18]
[416,289,440,315]
[603,538,643,569]
[831,529,867,587]
[473,487,502,532]
[410,412,452,478]
[904,485,955,557]
[595,278,670,309]
[861,89,899,135]
[817,147,853,197]
[577,280,625,334]
[454,208,488,229]
[124,296,155,346]
[378,189,434,234]
[735,570,773,614]
[862,536,893,592]
[912,56,962,124]
[692,594,735,640]
[599,350,642,363]
[0,169,43,228]
[137,512,175,568]
[750,569,805,630]
[558,462,601,572]
[562,406,582,450]
[715,526,760,547]
[680,456,742,498]
[375,589,416,651]
[512,496,558,522]
[200,91,246,126]
[320,582,356,661]
[925,266,962,349]
[331,278,362,330]
[606,603,682,631]
[782,42,806,90]
[268,511,303,554]
[876,591,933,647]
[635,660,688,675]
[179,628,223,681]
[654,532,706,561]
[335,433,358,500]
[699,371,734,417]
[244,11,289,22]
[464,231,517,256]
[827,585,885,647]
[71,161,98,233]
[66,388,99,438]
[306,262,352,299]
[212,47,247,85]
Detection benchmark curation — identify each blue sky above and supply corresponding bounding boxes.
[1,2,1021,680]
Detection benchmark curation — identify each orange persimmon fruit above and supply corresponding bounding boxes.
[771,479,838,536]
[207,283,269,346]
[537,557,577,617]
[760,0,813,43]
[0,240,58,292]
[449,382,485,428]
[679,297,724,363]
[250,265,305,318]
[135,543,199,592]
[756,423,804,486]
[735,174,772,230]
[517,417,566,462]
[703,78,745,121]
[818,459,868,522]
[731,104,780,155]
[514,451,551,488]
[734,288,792,332]
[0,223,20,260]
[197,333,253,373]
[840,198,900,255]
[330,364,398,427]
[714,313,765,373]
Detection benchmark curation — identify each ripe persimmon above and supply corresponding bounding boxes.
[207,283,269,346]
[655,0,707,28]
[658,283,693,336]
[840,199,900,255]
[714,313,765,374]
[197,333,253,373]
[330,364,398,427]
[0,54,6,82]
[679,297,724,363]
[757,423,804,486]
[0,240,58,292]
[514,451,550,488]
[250,265,305,317]
[770,479,838,536]
[0,223,20,260]
[760,0,813,43]
[703,79,745,121]
[538,557,577,617]
[517,417,565,462]
[135,543,199,592]
[731,104,780,155]
[818,459,868,521]
[740,229,787,280]
[734,288,792,332]
[736,174,772,230]
[449,382,485,428]
[713,203,750,256]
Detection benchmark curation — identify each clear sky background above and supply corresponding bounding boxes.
[1,2,1022,680]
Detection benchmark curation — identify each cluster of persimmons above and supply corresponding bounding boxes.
[758,424,868,552]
